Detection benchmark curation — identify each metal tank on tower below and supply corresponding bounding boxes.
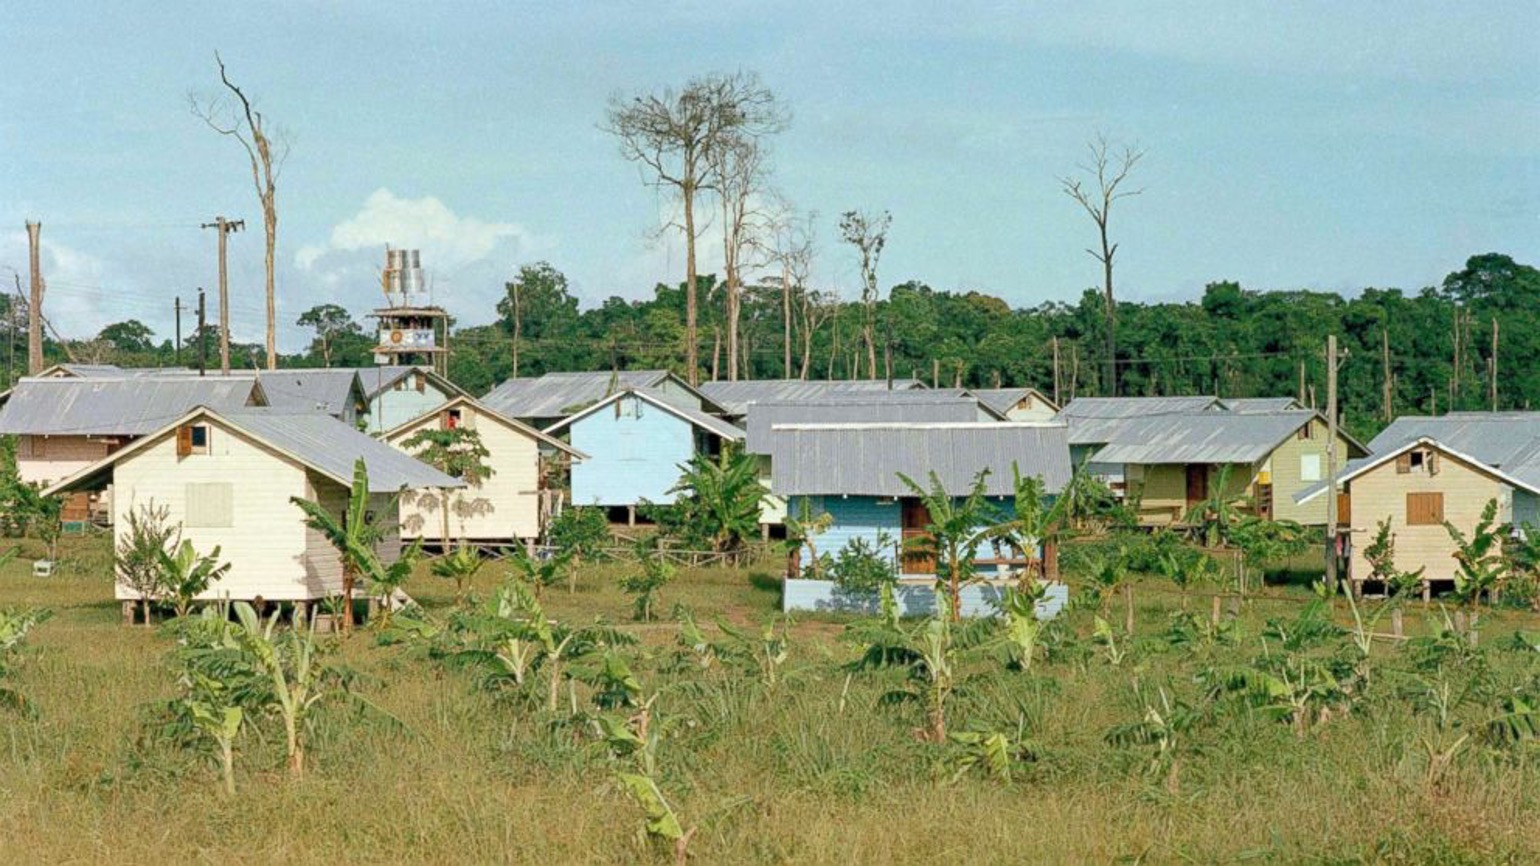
[371,247,449,375]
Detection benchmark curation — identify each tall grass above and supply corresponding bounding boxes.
[0,535,1538,863]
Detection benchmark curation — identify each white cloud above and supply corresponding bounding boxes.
[296,188,538,271]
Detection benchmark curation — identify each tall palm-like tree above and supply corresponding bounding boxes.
[897,469,997,622]
[290,459,413,634]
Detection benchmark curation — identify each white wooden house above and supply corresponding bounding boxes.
[382,395,585,545]
[44,407,460,616]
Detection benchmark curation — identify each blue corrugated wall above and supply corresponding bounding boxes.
[794,494,1025,574]
[369,384,455,434]
[569,394,696,507]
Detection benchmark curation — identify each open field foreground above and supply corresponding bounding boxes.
[3,535,1540,865]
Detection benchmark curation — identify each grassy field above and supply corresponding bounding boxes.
[2,533,1540,864]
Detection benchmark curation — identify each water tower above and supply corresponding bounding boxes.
[371,247,449,375]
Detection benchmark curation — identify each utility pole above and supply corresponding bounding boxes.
[1325,334,1340,594]
[1490,318,1499,412]
[25,222,44,374]
[174,297,183,366]
[1052,337,1062,406]
[201,216,244,374]
[197,288,208,377]
[1381,323,1392,422]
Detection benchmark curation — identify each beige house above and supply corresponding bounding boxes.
[1087,409,1367,526]
[1297,437,1540,593]
[382,395,585,545]
[970,387,1060,422]
[44,408,460,614]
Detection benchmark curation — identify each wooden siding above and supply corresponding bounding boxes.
[568,394,697,507]
[1264,417,1357,525]
[387,405,545,541]
[18,435,111,486]
[111,419,318,601]
[1001,395,1058,422]
[1346,450,1511,584]
[1130,462,1256,526]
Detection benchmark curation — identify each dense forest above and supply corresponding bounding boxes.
[6,251,1536,442]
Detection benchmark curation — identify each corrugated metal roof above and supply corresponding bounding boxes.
[0,377,263,435]
[349,365,466,400]
[1218,397,1303,413]
[968,387,1056,416]
[542,388,743,441]
[768,422,1072,497]
[699,378,927,415]
[744,397,992,454]
[221,409,462,492]
[1056,396,1221,444]
[482,370,689,420]
[255,369,362,417]
[1369,413,1540,487]
[1088,410,1318,465]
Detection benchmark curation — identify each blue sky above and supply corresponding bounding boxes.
[2,2,1535,351]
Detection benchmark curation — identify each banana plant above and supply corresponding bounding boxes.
[157,539,232,619]
[291,458,405,635]
[507,543,571,600]
[1092,616,1129,667]
[858,592,994,742]
[998,583,1047,672]
[946,720,1041,783]
[185,672,244,796]
[231,602,328,777]
[1105,685,1202,785]
[598,699,696,865]
[430,544,485,605]
[0,607,52,715]
[1446,498,1509,614]
[713,615,792,689]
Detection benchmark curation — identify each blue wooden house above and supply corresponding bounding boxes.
[767,422,1072,614]
[542,388,744,523]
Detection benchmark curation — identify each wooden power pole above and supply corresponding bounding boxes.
[1325,334,1340,593]
[25,221,44,374]
[197,288,208,377]
[202,216,244,374]
[1491,318,1499,412]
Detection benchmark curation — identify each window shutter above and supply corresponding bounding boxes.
[1395,453,1412,474]
[1406,492,1445,526]
[1428,452,1440,476]
[176,425,193,457]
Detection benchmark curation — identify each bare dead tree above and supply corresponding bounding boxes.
[838,210,891,379]
[605,71,785,385]
[807,288,839,380]
[768,207,816,378]
[1060,133,1144,396]
[190,53,288,370]
[708,133,774,381]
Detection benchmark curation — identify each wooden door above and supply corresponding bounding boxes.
[1185,465,1208,506]
[900,497,935,576]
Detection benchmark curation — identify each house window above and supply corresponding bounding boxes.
[176,424,211,457]
[1406,492,1444,526]
[442,408,463,430]
[185,483,234,527]
[1300,453,1322,482]
[414,372,426,393]
[1297,424,1315,441]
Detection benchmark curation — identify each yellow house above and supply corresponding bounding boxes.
[382,395,585,545]
[44,407,461,616]
[1297,436,1540,593]
[1087,409,1367,526]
